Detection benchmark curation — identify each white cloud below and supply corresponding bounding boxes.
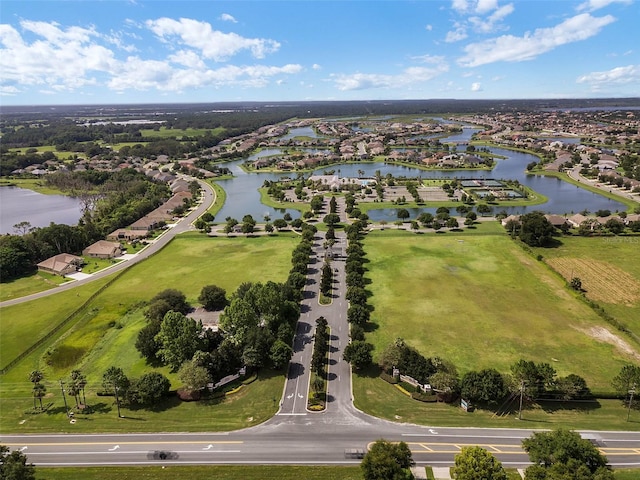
[452,0,469,13]
[445,22,467,43]
[576,64,640,88]
[312,63,322,70]
[0,21,117,91]
[108,57,302,92]
[0,85,20,95]
[0,18,300,96]
[146,17,280,61]
[220,13,238,23]
[411,54,447,65]
[577,0,632,12]
[475,0,498,14]
[472,3,515,33]
[458,13,615,67]
[425,24,433,31]
[471,82,482,91]
[168,49,207,69]
[332,64,449,91]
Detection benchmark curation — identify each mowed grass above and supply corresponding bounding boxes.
[353,366,640,431]
[532,234,640,338]
[139,127,225,139]
[27,465,640,480]
[0,271,69,302]
[0,232,299,432]
[361,224,639,393]
[35,466,363,480]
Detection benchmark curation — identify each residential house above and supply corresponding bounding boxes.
[37,254,84,276]
[82,240,122,259]
[545,214,570,229]
[107,229,148,242]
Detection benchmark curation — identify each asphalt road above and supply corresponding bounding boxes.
[2,187,640,469]
[1,427,638,468]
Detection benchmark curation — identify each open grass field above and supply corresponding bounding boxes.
[34,465,363,480]
[532,235,640,341]
[7,146,79,161]
[25,465,640,480]
[0,232,299,433]
[0,271,69,302]
[360,223,640,393]
[139,127,225,139]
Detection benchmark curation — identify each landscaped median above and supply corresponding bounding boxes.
[307,317,330,411]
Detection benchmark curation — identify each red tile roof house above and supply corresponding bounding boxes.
[82,240,123,259]
[37,254,84,276]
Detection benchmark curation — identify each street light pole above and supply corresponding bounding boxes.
[59,380,70,418]
[114,384,122,418]
[518,380,525,421]
[627,384,636,422]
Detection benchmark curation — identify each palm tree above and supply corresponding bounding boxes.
[70,370,87,407]
[33,383,47,410]
[29,370,43,409]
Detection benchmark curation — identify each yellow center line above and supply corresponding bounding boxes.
[406,442,640,456]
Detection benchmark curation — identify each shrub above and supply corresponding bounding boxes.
[380,372,398,384]
[411,392,438,402]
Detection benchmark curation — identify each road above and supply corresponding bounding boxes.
[1,427,639,468]
[567,166,640,203]
[2,188,640,469]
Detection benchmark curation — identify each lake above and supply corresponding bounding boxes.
[0,186,84,234]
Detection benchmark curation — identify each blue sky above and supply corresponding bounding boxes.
[1,0,638,105]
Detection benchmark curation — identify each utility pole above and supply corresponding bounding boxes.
[59,380,69,418]
[628,384,636,422]
[518,380,525,420]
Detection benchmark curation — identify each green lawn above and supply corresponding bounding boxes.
[27,464,640,479]
[0,272,69,301]
[353,366,640,431]
[206,179,227,217]
[361,223,639,393]
[35,466,363,480]
[1,369,285,434]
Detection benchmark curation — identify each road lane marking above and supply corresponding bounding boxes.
[13,441,243,446]
[27,450,243,455]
